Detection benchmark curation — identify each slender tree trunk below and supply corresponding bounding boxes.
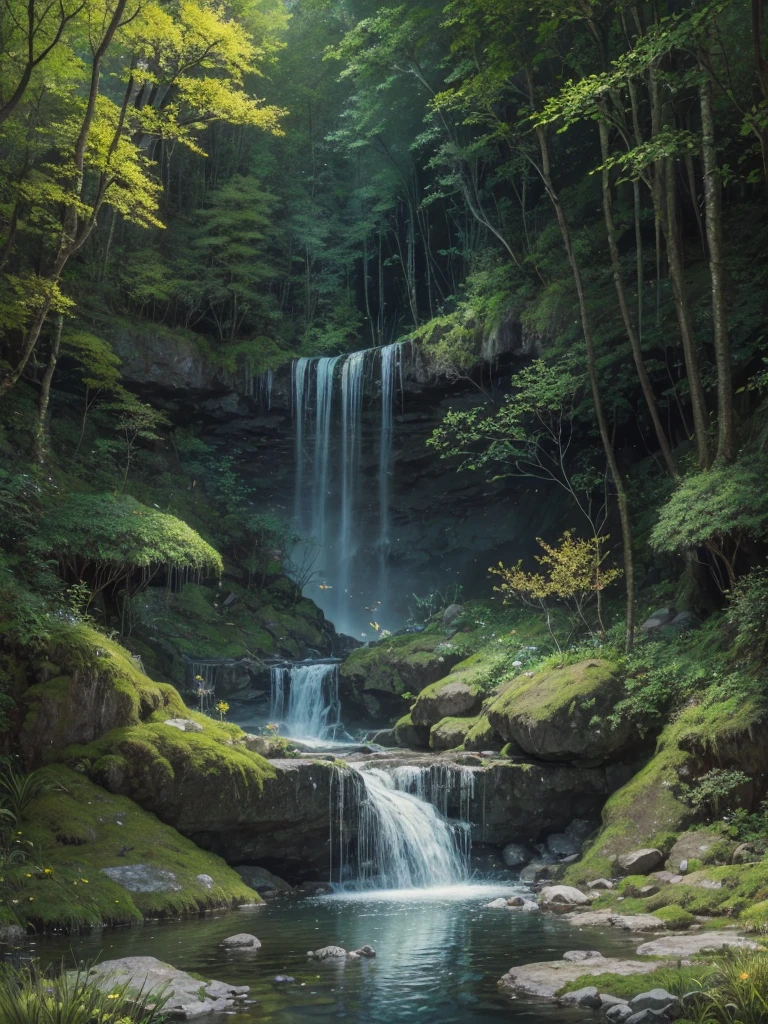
[598,120,678,478]
[662,157,711,467]
[534,117,635,651]
[699,72,734,462]
[33,314,63,463]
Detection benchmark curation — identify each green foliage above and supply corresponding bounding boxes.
[727,567,768,668]
[0,961,166,1024]
[652,904,696,929]
[683,768,751,816]
[651,458,768,588]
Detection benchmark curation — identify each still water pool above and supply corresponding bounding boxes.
[37,884,637,1024]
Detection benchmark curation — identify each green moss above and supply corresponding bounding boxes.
[8,766,258,933]
[741,900,768,932]
[429,716,476,750]
[556,965,713,1000]
[653,904,696,929]
[487,658,619,725]
[463,714,500,750]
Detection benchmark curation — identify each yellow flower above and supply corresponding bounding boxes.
[25,873,32,878]
[28,897,34,901]
[81,878,89,883]
[44,868,53,875]
[107,994,120,1000]
[740,972,750,980]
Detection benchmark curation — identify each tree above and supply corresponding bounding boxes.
[108,390,168,491]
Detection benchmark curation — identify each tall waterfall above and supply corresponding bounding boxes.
[290,343,405,637]
[269,662,342,741]
[332,764,473,890]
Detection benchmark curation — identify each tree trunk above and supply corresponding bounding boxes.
[33,314,63,463]
[699,72,734,462]
[598,120,678,478]
[534,118,635,651]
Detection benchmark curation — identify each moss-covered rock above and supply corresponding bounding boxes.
[412,679,482,726]
[339,630,466,720]
[4,766,258,933]
[486,659,636,762]
[394,712,430,749]
[20,623,187,767]
[463,714,503,751]
[430,716,477,751]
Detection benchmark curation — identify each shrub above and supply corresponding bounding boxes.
[727,567,768,668]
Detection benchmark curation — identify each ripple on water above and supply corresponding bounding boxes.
[36,885,641,1024]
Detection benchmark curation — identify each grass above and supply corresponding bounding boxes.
[556,964,714,1000]
[3,766,259,932]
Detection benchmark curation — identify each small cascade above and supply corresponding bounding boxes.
[389,763,479,821]
[258,369,274,411]
[333,766,471,890]
[269,661,342,741]
[377,343,402,611]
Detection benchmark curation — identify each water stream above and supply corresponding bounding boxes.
[269,662,342,741]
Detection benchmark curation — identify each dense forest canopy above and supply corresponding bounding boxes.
[1,0,768,648]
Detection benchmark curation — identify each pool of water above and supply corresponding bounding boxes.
[36,884,638,1024]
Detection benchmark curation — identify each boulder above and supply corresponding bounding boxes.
[639,885,659,897]
[665,831,731,872]
[370,729,398,747]
[411,680,482,727]
[562,951,604,962]
[234,865,294,894]
[606,1006,634,1024]
[486,898,511,908]
[430,716,474,751]
[617,849,664,875]
[566,818,597,843]
[519,860,555,883]
[502,843,535,869]
[499,957,663,999]
[626,1011,668,1024]
[601,994,630,1009]
[628,990,680,1013]
[668,611,701,634]
[587,879,614,890]
[486,660,637,762]
[443,603,464,627]
[0,924,27,942]
[85,957,249,1019]
[394,714,430,749]
[221,933,261,949]
[560,986,601,1008]
[639,608,677,632]
[308,945,348,960]
[100,865,182,892]
[562,910,663,932]
[547,833,581,858]
[732,842,758,864]
[352,945,376,958]
[196,874,214,890]
[538,885,590,909]
[636,932,757,956]
[163,718,204,733]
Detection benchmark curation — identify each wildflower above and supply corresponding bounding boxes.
[25,872,32,878]
[81,878,89,883]
[44,868,53,875]
[740,972,750,980]
[28,897,34,901]
[107,994,120,1000]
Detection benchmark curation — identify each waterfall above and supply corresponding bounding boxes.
[258,369,273,411]
[311,356,342,555]
[337,349,367,624]
[332,764,473,890]
[389,763,479,821]
[269,661,342,740]
[292,357,313,531]
[377,343,401,605]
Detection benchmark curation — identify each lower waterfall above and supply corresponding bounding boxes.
[270,661,342,741]
[333,765,472,890]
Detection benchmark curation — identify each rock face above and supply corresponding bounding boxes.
[86,957,249,1019]
[486,660,640,762]
[499,958,663,999]
[234,865,294,894]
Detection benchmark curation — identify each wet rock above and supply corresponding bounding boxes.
[562,951,604,962]
[547,833,581,858]
[234,865,295,894]
[605,1006,634,1023]
[538,885,590,909]
[196,874,214,890]
[353,945,376,958]
[519,860,555,883]
[601,994,630,1009]
[635,932,757,956]
[308,945,348,960]
[221,933,261,949]
[617,849,663,875]
[502,842,535,868]
[101,865,182,892]
[273,976,295,983]
[486,898,512,908]
[588,878,614,890]
[562,910,662,932]
[560,986,601,1008]
[625,1011,668,1024]
[498,958,663,999]
[628,990,680,1013]
[85,957,249,1019]
[163,718,204,733]
[370,729,398,747]
[394,714,430,749]
[299,881,332,894]
[0,924,27,942]
[566,818,597,842]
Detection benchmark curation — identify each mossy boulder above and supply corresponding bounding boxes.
[411,679,482,726]
[8,766,258,933]
[463,714,503,751]
[339,630,465,719]
[430,716,477,751]
[20,623,188,768]
[394,712,430,749]
[485,659,635,762]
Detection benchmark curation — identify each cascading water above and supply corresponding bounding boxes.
[290,344,405,637]
[332,763,473,890]
[269,662,342,741]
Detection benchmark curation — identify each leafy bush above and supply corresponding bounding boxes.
[683,768,751,816]
[727,567,768,668]
[651,457,768,590]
